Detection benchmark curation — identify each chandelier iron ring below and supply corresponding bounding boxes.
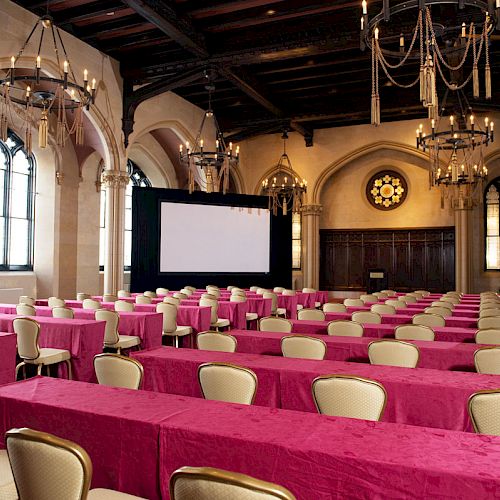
[419,128,491,150]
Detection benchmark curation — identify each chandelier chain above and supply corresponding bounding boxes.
[434,56,474,90]
[377,44,421,88]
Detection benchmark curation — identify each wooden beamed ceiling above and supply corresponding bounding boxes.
[12,0,500,146]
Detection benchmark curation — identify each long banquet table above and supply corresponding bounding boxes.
[0,333,17,385]
[132,346,500,432]
[2,377,500,499]
[0,314,104,381]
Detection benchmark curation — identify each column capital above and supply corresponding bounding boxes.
[300,204,323,216]
[101,170,129,189]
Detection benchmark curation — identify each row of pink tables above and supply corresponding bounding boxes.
[0,377,499,499]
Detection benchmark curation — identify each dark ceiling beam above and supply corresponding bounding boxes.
[121,0,209,58]
[56,1,127,27]
[190,0,285,19]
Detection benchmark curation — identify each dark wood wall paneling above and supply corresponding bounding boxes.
[320,228,455,293]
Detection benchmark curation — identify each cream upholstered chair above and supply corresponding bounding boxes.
[16,303,36,316]
[231,289,246,298]
[273,286,285,293]
[197,331,237,353]
[114,300,135,312]
[480,308,500,317]
[200,298,230,331]
[263,292,287,317]
[117,290,131,298]
[430,301,453,310]
[371,303,396,315]
[312,375,387,421]
[373,292,388,300]
[96,309,140,354]
[201,293,217,301]
[173,292,188,300]
[412,313,445,328]
[94,353,144,390]
[474,347,500,375]
[230,295,258,323]
[206,285,219,290]
[343,298,364,307]
[256,288,268,295]
[468,390,500,436]
[259,316,292,333]
[415,290,430,297]
[13,318,72,379]
[156,287,169,295]
[206,287,221,299]
[135,295,152,304]
[102,294,118,303]
[19,296,35,305]
[381,289,397,296]
[407,292,423,300]
[359,294,378,303]
[424,306,452,317]
[297,308,325,321]
[198,363,258,405]
[441,295,459,305]
[281,335,326,360]
[48,297,65,308]
[385,299,406,309]
[249,286,260,292]
[398,296,417,304]
[445,291,461,297]
[184,286,196,293]
[5,427,146,499]
[227,286,236,291]
[351,311,381,324]
[395,324,434,341]
[302,287,321,308]
[0,449,16,499]
[475,329,500,344]
[52,307,74,319]
[82,298,101,310]
[169,466,296,500]
[156,302,192,347]
[368,340,419,368]
[163,296,180,307]
[180,288,193,296]
[323,303,347,313]
[478,317,500,330]
[327,320,363,337]
[144,290,157,298]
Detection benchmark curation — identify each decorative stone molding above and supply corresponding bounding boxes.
[301,204,323,216]
[101,170,129,189]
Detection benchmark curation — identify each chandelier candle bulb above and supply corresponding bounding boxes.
[83,69,88,87]
[374,27,379,39]
[36,55,41,83]
[10,57,15,85]
[462,22,466,37]
[362,0,367,15]
[361,16,364,30]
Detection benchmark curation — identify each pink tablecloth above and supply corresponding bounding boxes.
[0,314,104,382]
[0,333,16,385]
[231,330,479,371]
[134,346,500,432]
[325,311,413,325]
[277,294,298,319]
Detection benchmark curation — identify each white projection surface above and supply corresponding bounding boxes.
[160,202,271,273]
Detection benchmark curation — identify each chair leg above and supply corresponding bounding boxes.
[37,364,43,376]
[65,360,73,380]
[174,336,179,348]
[46,365,50,377]
[15,362,25,381]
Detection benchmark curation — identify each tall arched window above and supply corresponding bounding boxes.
[0,132,35,270]
[99,160,151,270]
[485,179,500,270]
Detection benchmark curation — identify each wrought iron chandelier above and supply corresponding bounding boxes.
[262,131,307,215]
[0,14,97,155]
[416,88,493,208]
[180,73,239,194]
[361,0,498,125]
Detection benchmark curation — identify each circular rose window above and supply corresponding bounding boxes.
[366,170,408,210]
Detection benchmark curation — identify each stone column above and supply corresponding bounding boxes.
[101,169,129,294]
[301,204,323,289]
[454,206,472,293]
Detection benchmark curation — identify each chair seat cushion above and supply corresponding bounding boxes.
[213,318,230,328]
[25,348,70,365]
[315,301,321,308]
[109,335,141,349]
[88,488,147,499]
[276,308,287,316]
[296,304,304,310]
[246,312,258,321]
[0,449,16,500]
[163,326,192,337]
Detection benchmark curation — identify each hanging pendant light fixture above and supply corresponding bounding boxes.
[262,131,307,216]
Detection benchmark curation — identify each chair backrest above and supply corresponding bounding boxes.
[173,292,188,300]
[206,288,221,299]
[256,288,268,295]
[398,296,416,304]
[200,298,219,324]
[385,299,405,309]
[359,294,378,303]
[52,307,74,319]
[163,296,180,307]
[381,290,397,296]
[282,289,296,296]
[262,292,278,313]
[302,288,316,293]
[117,290,130,298]
[144,291,157,298]
[312,375,387,421]
[114,300,134,312]
[373,292,388,300]
[48,297,65,308]
[273,287,285,293]
[430,301,453,310]
[351,311,381,324]
[198,363,258,405]
[468,390,500,435]
[156,287,169,295]
[156,302,178,333]
[412,313,445,328]
[343,299,364,307]
[13,318,40,360]
[297,308,325,321]
[230,295,246,303]
[197,331,237,353]
[441,296,459,305]
[82,299,101,310]
[370,304,396,315]
[169,466,296,500]
[281,335,326,360]
[323,303,347,313]
[414,290,430,297]
[474,347,500,375]
[93,353,143,390]
[231,290,246,298]
[102,294,118,303]
[476,328,500,344]
[480,308,500,317]
[249,286,259,292]
[180,288,193,296]
[206,285,219,291]
[423,306,452,317]
[368,340,419,368]
[407,292,423,299]
[226,286,236,291]
[135,295,152,304]
[19,296,35,305]
[184,286,196,292]
[327,320,363,337]
[258,316,292,333]
[6,427,92,500]
[16,304,36,316]
[395,324,435,341]
[95,309,120,345]
[478,317,500,330]
[201,293,217,301]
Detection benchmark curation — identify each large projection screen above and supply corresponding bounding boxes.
[160,202,270,273]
